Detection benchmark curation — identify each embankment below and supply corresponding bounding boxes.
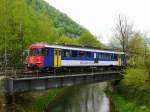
[108,67,150,112]
[11,87,68,112]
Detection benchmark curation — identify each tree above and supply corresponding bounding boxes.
[129,33,145,53]
[113,14,133,52]
[78,32,104,48]
[128,32,146,66]
[57,35,78,44]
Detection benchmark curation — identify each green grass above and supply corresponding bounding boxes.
[34,89,64,112]
[112,93,150,112]
[110,67,150,112]
[123,67,149,89]
[112,94,135,112]
[16,88,65,112]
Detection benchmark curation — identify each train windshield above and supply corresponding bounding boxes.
[29,48,48,56]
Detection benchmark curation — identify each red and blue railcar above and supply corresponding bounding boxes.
[26,43,126,70]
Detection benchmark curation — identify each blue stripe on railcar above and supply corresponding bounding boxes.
[97,52,118,61]
[61,49,94,61]
[44,48,54,67]
[61,49,119,61]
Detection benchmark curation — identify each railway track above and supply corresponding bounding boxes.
[6,70,124,79]
[0,66,125,78]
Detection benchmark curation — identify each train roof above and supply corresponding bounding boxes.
[30,43,125,54]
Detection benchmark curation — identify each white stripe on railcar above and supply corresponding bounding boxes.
[61,60,118,66]
[44,45,125,54]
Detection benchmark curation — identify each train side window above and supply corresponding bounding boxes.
[101,53,103,59]
[102,53,105,59]
[106,53,110,59]
[104,53,109,59]
[71,50,77,57]
[109,54,112,60]
[55,50,57,55]
[64,50,70,57]
[58,50,61,55]
[114,54,118,60]
[106,53,108,59]
[105,53,109,59]
[79,51,84,57]
[98,53,102,59]
[42,48,49,56]
[109,54,111,59]
[103,53,105,59]
[85,52,91,58]
[103,53,106,59]
[112,54,114,59]
[100,53,103,59]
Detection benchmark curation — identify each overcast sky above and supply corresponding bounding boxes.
[44,0,150,44]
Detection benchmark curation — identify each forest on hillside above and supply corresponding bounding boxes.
[0,0,103,66]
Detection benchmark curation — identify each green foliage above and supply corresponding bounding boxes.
[112,34,150,112]
[123,68,149,89]
[111,93,150,112]
[28,0,88,36]
[34,89,64,112]
[0,0,60,65]
[112,67,150,112]
[57,36,78,44]
[15,89,64,112]
[127,32,150,67]
[57,32,104,48]
[78,32,104,48]
[0,0,95,66]
[129,33,145,54]
[112,94,135,112]
[145,56,150,74]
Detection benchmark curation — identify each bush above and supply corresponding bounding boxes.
[123,67,149,89]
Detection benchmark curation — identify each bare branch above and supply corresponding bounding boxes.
[113,14,133,52]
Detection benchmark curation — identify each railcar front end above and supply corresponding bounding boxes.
[26,45,48,69]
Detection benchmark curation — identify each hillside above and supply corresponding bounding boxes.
[0,0,88,45]
[0,0,103,65]
[28,0,88,37]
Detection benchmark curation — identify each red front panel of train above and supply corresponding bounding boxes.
[27,56,44,68]
[26,44,46,68]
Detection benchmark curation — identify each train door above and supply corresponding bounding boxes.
[54,48,61,68]
[94,52,98,63]
[118,54,122,66]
